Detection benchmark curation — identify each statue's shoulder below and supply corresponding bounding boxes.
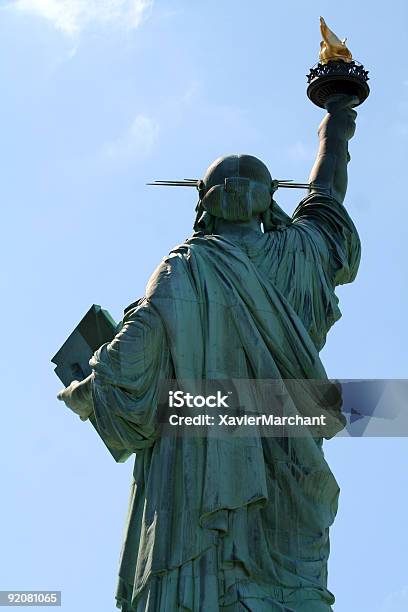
[145,239,197,300]
[145,234,241,300]
[159,234,217,265]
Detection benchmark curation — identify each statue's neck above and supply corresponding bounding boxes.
[213,217,263,238]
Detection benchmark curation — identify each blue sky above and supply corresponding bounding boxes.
[0,1,407,610]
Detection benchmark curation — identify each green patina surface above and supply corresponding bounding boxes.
[58,95,360,611]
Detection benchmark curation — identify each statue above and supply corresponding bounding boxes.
[56,19,364,612]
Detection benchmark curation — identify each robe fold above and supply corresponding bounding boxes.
[89,192,360,611]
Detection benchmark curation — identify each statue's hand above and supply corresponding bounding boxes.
[57,378,93,421]
[318,94,359,142]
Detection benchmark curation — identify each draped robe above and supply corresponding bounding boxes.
[89,192,360,611]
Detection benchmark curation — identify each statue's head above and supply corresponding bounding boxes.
[194,154,291,233]
[199,154,273,221]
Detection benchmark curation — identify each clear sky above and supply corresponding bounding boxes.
[1,1,407,610]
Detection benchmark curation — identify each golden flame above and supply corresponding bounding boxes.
[319,17,353,64]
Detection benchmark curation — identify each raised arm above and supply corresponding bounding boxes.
[308,93,359,203]
[260,94,362,349]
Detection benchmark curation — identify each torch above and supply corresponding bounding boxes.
[307,17,370,108]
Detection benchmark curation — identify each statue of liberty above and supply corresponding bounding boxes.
[57,88,361,612]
